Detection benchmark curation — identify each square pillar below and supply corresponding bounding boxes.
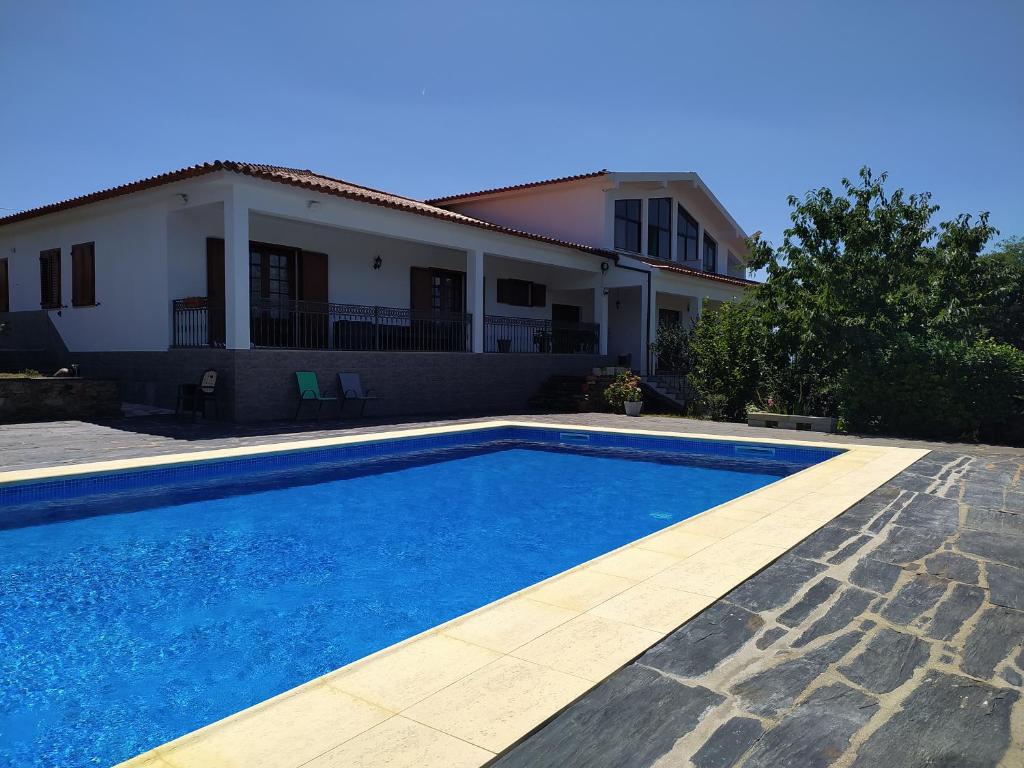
[466,249,484,352]
[224,191,251,350]
[593,282,609,356]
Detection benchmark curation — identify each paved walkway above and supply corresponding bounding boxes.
[2,414,1023,766]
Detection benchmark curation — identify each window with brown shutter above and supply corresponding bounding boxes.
[71,242,96,306]
[39,248,61,309]
[0,258,8,313]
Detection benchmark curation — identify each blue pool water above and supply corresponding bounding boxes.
[0,431,836,767]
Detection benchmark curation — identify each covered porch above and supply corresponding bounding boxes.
[167,199,610,357]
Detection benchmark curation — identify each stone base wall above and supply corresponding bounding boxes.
[0,377,121,423]
[62,349,611,422]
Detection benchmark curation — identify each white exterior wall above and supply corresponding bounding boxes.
[0,196,173,351]
[441,178,608,250]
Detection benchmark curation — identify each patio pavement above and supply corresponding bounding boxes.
[2,413,1023,767]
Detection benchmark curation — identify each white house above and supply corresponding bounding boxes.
[0,162,752,420]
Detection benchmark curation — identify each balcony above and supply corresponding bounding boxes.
[172,299,599,354]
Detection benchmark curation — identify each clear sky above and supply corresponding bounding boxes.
[1,0,1021,251]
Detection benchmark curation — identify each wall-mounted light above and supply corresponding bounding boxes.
[603,287,610,296]
[175,193,189,206]
[307,200,321,210]
[600,261,609,274]
[372,255,383,270]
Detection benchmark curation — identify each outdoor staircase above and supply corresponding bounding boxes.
[641,374,691,413]
[527,375,595,413]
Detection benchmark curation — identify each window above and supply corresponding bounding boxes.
[411,267,466,314]
[703,233,718,272]
[647,198,671,259]
[71,242,96,306]
[249,243,297,316]
[677,205,699,263]
[496,278,546,307]
[0,258,8,313]
[658,308,681,327]
[614,199,642,252]
[39,248,61,309]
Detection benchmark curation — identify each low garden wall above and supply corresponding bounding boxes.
[0,377,122,423]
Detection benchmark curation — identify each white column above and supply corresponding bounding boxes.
[593,281,609,356]
[466,249,484,352]
[692,295,704,323]
[223,191,251,350]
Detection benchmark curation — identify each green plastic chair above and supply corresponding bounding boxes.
[294,371,337,420]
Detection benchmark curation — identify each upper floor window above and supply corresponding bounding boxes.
[496,278,546,307]
[677,205,699,263]
[614,199,642,252]
[703,233,718,272]
[71,242,96,306]
[647,198,671,259]
[39,248,61,309]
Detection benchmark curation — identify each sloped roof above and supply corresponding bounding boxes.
[0,161,616,259]
[635,255,756,288]
[427,170,609,205]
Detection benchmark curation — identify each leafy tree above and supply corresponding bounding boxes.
[687,167,1024,441]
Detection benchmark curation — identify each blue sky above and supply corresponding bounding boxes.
[1,0,1021,251]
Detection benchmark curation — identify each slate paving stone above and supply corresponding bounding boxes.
[870,525,948,565]
[924,551,980,585]
[777,577,841,628]
[832,488,900,530]
[893,493,960,533]
[964,508,1024,536]
[826,534,872,565]
[742,683,878,768]
[957,530,1024,569]
[927,583,986,642]
[639,602,763,678]
[851,672,1019,768]
[489,665,724,768]
[879,574,948,625]
[1005,490,1024,513]
[792,587,874,647]
[839,628,930,693]
[732,631,864,716]
[1001,668,1023,687]
[961,483,1011,511]
[889,472,939,493]
[961,607,1024,679]
[986,562,1024,612]
[790,526,858,560]
[866,503,902,534]
[755,626,788,650]
[849,557,903,593]
[691,716,764,768]
[725,555,827,613]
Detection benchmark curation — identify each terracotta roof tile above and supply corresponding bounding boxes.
[426,170,609,205]
[0,161,617,260]
[634,255,757,288]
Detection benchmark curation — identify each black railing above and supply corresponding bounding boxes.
[172,298,224,348]
[484,315,599,354]
[172,297,471,352]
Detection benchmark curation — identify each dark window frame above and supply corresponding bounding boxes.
[71,241,96,307]
[703,232,718,272]
[677,205,699,263]
[647,197,672,260]
[496,278,546,308]
[614,199,642,253]
[39,248,61,309]
[0,257,8,313]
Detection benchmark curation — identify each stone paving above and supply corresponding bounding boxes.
[2,414,1023,766]
[494,449,1024,768]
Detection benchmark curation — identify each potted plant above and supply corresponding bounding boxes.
[497,338,512,353]
[604,371,644,416]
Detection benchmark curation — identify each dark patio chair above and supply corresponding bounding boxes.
[176,369,219,421]
[337,372,380,418]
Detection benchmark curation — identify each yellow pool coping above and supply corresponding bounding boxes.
[4,420,927,768]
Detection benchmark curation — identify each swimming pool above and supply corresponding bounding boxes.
[0,426,839,767]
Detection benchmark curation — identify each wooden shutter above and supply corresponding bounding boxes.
[71,242,95,306]
[0,258,8,313]
[410,267,433,313]
[298,251,328,303]
[530,282,547,307]
[39,248,61,309]
[206,238,226,346]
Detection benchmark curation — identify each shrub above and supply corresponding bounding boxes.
[650,322,693,376]
[603,371,643,411]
